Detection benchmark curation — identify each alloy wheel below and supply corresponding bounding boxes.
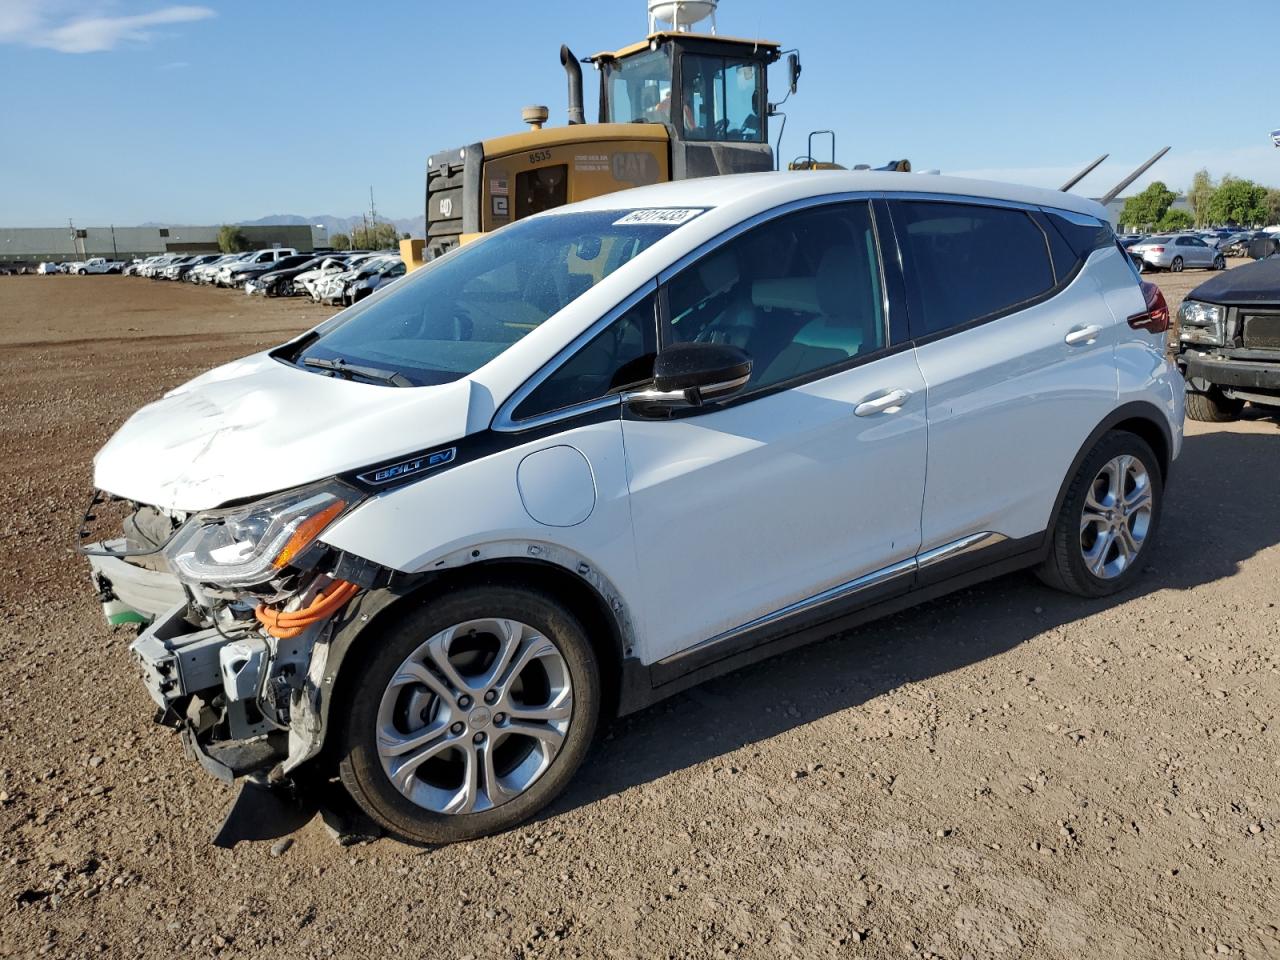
[1171,256,1184,272]
[375,618,573,815]
[1079,454,1153,579]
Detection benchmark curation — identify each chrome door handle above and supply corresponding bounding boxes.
[1064,324,1104,346]
[854,388,911,417]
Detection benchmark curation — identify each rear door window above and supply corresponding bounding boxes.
[892,200,1055,338]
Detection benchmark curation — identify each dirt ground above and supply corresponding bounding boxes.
[0,272,1276,960]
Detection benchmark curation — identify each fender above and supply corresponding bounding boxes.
[290,540,637,770]
[1042,399,1174,548]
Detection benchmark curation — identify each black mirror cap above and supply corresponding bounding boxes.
[652,342,752,398]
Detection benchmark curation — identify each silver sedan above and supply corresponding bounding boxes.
[1130,233,1225,273]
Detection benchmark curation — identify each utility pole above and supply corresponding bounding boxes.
[110,224,118,259]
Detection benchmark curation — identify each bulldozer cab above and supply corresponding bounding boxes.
[417,28,786,266]
[592,33,779,178]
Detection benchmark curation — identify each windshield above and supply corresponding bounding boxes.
[603,48,673,124]
[297,209,700,386]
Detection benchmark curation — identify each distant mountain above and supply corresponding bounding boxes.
[239,213,425,238]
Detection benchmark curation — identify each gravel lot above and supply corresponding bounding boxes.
[0,271,1277,960]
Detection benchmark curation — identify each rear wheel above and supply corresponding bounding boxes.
[1038,431,1162,597]
[338,585,600,844]
[1186,386,1244,422]
[1170,256,1184,272]
[1212,254,1226,270]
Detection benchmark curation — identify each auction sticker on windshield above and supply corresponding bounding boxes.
[613,208,705,226]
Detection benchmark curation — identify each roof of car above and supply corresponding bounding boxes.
[562,170,1110,221]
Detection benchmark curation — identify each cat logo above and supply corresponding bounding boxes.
[611,151,659,187]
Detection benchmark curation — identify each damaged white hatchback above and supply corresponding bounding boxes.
[83,171,1184,844]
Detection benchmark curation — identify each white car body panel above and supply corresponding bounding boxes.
[912,257,1119,548]
[620,349,928,660]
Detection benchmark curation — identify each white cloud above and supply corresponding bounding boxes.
[949,144,1280,198]
[0,2,214,53]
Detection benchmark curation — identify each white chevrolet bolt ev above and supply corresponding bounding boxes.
[83,171,1184,843]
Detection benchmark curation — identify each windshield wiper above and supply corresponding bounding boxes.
[301,356,414,387]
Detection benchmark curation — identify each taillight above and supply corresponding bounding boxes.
[1128,280,1170,334]
[1149,246,1165,253]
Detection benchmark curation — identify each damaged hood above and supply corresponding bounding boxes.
[1187,256,1280,305]
[94,352,484,512]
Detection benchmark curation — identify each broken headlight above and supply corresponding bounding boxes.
[163,479,360,588]
[1178,300,1225,346]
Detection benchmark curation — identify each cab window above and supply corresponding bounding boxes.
[662,202,886,390]
[680,54,764,142]
[602,48,673,124]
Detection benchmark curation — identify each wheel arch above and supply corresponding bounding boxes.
[311,550,635,766]
[1044,401,1173,545]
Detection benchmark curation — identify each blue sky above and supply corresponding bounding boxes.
[2,0,1277,225]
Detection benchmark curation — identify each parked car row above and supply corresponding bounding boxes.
[1119,227,1280,272]
[123,249,407,305]
[30,257,127,275]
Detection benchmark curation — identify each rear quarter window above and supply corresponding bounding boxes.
[893,200,1055,337]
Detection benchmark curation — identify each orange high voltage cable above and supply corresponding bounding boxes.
[255,579,359,639]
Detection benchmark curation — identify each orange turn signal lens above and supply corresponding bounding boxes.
[271,499,347,569]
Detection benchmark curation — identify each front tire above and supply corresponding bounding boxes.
[1186,386,1243,422]
[1038,431,1163,597]
[338,585,601,845]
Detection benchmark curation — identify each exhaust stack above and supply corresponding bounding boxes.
[560,45,585,125]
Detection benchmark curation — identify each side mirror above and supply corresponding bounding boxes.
[788,52,801,95]
[626,342,752,412]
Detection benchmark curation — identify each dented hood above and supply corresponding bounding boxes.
[93,352,482,512]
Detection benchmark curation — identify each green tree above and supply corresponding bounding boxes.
[330,232,351,251]
[351,221,400,250]
[1156,208,1194,231]
[1265,188,1280,226]
[1206,176,1269,226]
[1118,181,1176,231]
[1187,169,1215,227]
[217,225,249,253]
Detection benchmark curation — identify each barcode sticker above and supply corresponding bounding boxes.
[613,208,705,226]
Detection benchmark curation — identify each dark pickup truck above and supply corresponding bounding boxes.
[1176,255,1280,421]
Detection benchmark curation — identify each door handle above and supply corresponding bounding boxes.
[854,388,911,417]
[1064,324,1104,346]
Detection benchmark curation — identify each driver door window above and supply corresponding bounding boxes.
[662,202,886,392]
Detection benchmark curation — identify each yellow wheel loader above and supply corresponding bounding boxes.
[411,24,797,268]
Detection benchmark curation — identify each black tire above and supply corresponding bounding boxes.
[1186,386,1244,422]
[1170,256,1184,272]
[337,584,601,845]
[1212,255,1226,270]
[1037,430,1163,598]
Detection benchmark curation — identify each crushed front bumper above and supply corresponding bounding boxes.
[1184,354,1280,392]
[131,602,298,781]
[86,541,186,625]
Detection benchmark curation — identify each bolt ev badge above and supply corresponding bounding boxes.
[358,447,457,486]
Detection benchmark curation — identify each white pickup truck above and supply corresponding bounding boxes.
[72,257,124,275]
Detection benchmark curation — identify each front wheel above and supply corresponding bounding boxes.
[1038,431,1163,597]
[338,585,601,844]
[1170,256,1184,273]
